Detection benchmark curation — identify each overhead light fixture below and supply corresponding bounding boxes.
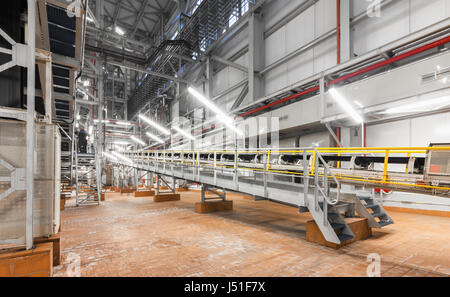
[188,87,232,121]
[354,101,364,108]
[216,115,244,136]
[139,114,170,135]
[146,132,164,144]
[113,141,130,145]
[115,26,125,36]
[83,80,90,87]
[111,151,133,164]
[103,152,118,161]
[329,88,363,124]
[116,121,131,126]
[130,136,146,146]
[187,87,243,135]
[384,96,450,114]
[76,114,81,120]
[172,126,195,140]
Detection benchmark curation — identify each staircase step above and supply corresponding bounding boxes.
[378,220,393,227]
[338,233,354,243]
[371,212,387,218]
[365,203,379,209]
[330,223,346,230]
[327,212,340,218]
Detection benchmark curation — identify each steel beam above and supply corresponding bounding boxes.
[108,61,191,84]
[211,55,248,73]
[248,11,265,102]
[130,0,149,36]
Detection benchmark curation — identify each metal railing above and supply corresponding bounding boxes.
[112,147,344,207]
[113,146,450,196]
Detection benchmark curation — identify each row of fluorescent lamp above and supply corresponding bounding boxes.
[330,86,450,121]
[94,119,131,126]
[109,87,245,149]
[136,87,244,146]
[187,87,243,136]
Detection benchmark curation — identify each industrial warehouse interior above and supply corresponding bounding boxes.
[0,0,449,283]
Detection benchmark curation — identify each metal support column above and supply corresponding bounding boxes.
[248,11,265,102]
[339,0,351,63]
[26,0,36,250]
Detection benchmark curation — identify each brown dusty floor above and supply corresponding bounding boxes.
[54,191,450,277]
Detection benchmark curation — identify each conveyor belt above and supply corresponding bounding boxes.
[106,146,450,244]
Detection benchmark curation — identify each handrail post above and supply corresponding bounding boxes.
[234,148,238,184]
[213,151,217,186]
[303,149,309,208]
[323,166,328,225]
[264,150,270,198]
[197,151,200,181]
[181,150,184,179]
[314,149,319,211]
[383,149,389,183]
[163,150,166,173]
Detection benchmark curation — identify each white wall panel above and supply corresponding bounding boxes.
[314,0,336,36]
[299,131,331,147]
[265,27,286,66]
[366,120,411,147]
[213,68,229,96]
[287,49,314,86]
[350,0,367,17]
[313,36,337,73]
[352,0,410,55]
[410,0,449,32]
[270,96,321,131]
[264,63,288,95]
[410,112,450,146]
[285,6,315,53]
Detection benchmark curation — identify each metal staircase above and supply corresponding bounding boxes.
[75,150,100,206]
[354,192,394,228]
[308,201,355,244]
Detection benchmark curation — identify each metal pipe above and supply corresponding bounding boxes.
[240,34,450,118]
[240,16,450,116]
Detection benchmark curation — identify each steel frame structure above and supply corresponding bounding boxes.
[0,1,36,250]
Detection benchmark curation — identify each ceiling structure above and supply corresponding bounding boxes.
[85,0,179,57]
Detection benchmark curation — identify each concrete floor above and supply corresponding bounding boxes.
[54,191,450,277]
